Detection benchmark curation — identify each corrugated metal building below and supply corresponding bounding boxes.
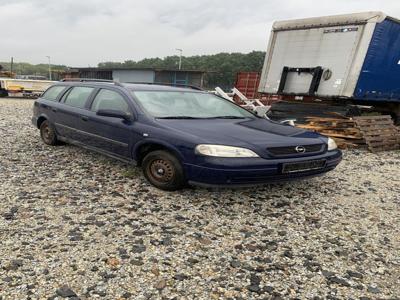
[64,67,206,87]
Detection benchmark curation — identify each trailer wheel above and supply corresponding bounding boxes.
[393,114,400,126]
[394,104,400,125]
[0,89,8,97]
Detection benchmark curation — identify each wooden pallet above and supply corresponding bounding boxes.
[297,115,400,151]
[296,117,365,149]
[353,116,400,152]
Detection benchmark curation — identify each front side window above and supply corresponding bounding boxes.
[42,86,66,101]
[131,91,255,119]
[91,89,129,112]
[64,87,94,108]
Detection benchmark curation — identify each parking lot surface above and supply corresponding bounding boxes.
[0,99,399,299]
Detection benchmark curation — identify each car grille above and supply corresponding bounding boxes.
[266,144,325,156]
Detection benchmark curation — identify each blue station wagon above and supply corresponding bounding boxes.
[32,79,342,190]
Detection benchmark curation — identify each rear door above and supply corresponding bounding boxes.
[35,85,68,123]
[54,86,95,143]
[84,88,136,158]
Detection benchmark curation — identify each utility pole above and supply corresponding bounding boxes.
[46,56,52,80]
[175,48,183,70]
[10,57,14,75]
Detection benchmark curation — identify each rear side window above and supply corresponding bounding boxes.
[42,86,65,101]
[64,87,94,109]
[91,89,129,112]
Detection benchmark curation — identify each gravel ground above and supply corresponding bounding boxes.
[0,98,399,300]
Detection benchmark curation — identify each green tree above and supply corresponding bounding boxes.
[0,61,68,79]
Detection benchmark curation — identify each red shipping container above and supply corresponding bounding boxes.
[234,72,261,99]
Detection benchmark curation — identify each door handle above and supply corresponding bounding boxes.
[51,108,57,112]
[81,115,89,121]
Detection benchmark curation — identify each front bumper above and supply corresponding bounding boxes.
[184,150,342,187]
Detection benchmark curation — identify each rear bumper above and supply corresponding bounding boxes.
[184,150,342,187]
[31,116,38,127]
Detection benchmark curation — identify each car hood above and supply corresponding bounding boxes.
[156,118,326,148]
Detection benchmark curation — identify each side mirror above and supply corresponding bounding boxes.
[280,119,296,126]
[96,109,132,121]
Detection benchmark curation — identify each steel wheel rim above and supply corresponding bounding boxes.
[148,159,175,183]
[41,124,52,143]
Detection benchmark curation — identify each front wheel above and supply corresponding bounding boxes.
[142,150,186,191]
[40,120,58,146]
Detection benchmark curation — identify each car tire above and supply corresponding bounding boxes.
[142,150,186,191]
[40,120,58,146]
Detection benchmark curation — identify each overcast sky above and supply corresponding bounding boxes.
[1,0,399,66]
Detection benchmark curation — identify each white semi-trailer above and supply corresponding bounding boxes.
[259,11,400,122]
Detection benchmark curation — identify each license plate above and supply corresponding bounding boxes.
[282,159,326,174]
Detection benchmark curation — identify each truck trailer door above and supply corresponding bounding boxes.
[263,25,363,97]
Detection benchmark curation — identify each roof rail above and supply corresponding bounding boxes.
[60,78,124,87]
[126,82,203,91]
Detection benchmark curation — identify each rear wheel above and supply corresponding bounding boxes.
[40,120,58,145]
[142,150,186,191]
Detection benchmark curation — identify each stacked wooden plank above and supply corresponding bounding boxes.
[296,117,365,148]
[353,116,400,152]
[296,115,400,151]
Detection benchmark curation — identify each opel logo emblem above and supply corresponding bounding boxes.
[295,146,306,153]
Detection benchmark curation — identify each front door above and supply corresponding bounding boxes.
[84,88,136,158]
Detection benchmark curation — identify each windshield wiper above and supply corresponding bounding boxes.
[207,116,247,119]
[156,116,203,119]
[156,116,247,119]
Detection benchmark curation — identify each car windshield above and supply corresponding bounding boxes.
[131,91,255,119]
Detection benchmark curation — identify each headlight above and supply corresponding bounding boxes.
[327,137,338,151]
[195,144,259,158]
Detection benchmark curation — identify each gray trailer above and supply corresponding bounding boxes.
[259,11,400,121]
